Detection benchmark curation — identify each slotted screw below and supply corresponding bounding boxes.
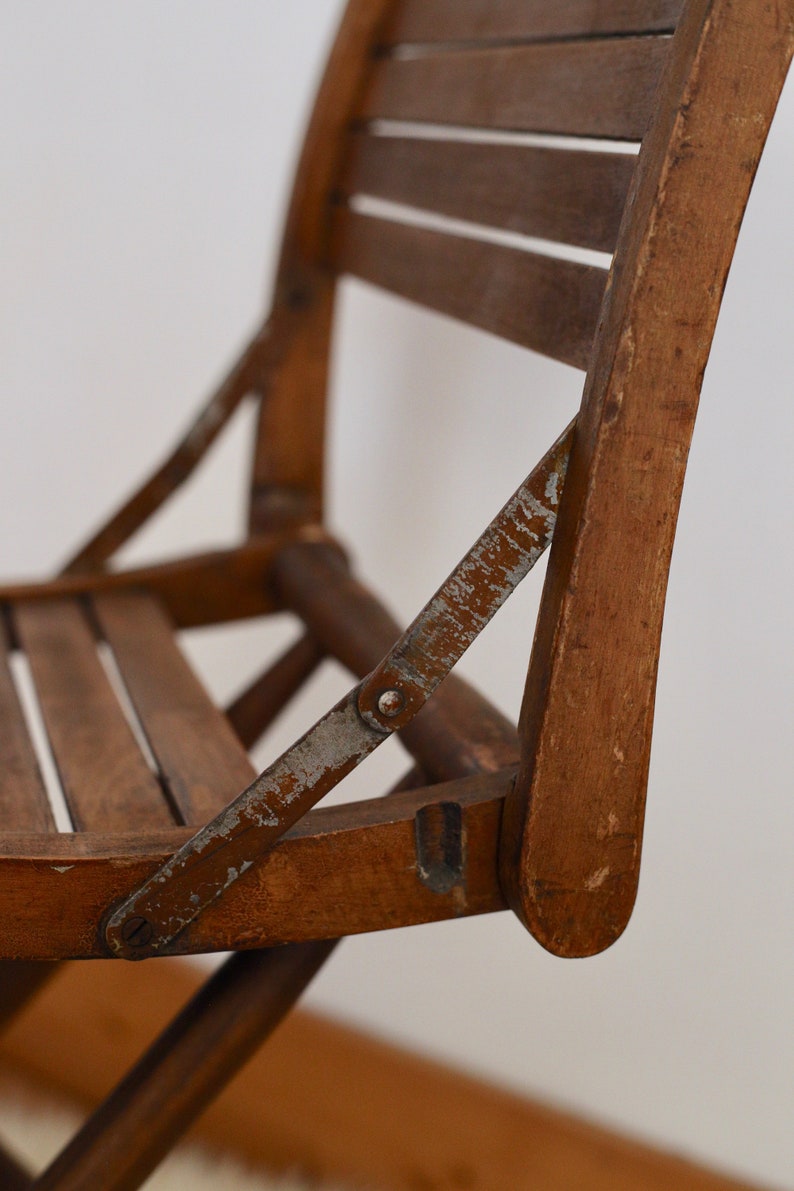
[121,915,153,948]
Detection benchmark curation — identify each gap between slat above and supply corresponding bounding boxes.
[95,641,171,792]
[347,195,614,270]
[92,593,256,826]
[6,652,73,833]
[12,599,176,834]
[380,0,683,47]
[387,31,675,59]
[331,208,607,370]
[363,121,642,156]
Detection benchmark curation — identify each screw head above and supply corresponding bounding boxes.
[120,915,153,948]
[376,688,405,718]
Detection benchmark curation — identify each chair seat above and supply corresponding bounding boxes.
[1,589,255,838]
[0,575,514,963]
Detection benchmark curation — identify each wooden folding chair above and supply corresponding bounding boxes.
[1,1,791,1187]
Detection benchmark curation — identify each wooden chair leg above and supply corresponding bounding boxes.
[33,940,336,1191]
[0,1142,33,1190]
[0,964,59,1033]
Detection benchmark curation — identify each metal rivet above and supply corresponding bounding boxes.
[120,916,153,948]
[377,688,405,718]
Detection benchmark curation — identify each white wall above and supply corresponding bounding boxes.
[1,6,792,1187]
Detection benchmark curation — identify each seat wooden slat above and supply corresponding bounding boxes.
[12,599,173,833]
[93,592,255,826]
[343,134,636,254]
[331,209,607,370]
[384,0,683,46]
[0,613,56,833]
[358,37,670,141]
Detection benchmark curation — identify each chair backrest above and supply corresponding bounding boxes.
[249,0,682,527]
[247,0,792,958]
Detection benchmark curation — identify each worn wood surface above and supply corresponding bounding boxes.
[331,209,607,368]
[0,771,509,960]
[11,600,171,833]
[0,536,300,628]
[384,0,683,45]
[0,613,54,833]
[250,0,395,532]
[359,37,671,140]
[93,593,255,825]
[342,133,637,254]
[0,1,789,1185]
[501,0,794,956]
[0,960,768,1191]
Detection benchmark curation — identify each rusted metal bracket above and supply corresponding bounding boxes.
[104,420,574,959]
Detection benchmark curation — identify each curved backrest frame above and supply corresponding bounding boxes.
[500,0,793,954]
[246,0,793,958]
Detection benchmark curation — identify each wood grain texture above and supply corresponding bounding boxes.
[501,0,794,956]
[249,281,336,532]
[11,600,172,833]
[0,771,509,959]
[0,960,767,1191]
[331,208,607,368]
[343,133,637,253]
[359,37,671,140]
[250,1,395,532]
[0,536,301,629]
[93,593,255,825]
[384,0,683,45]
[0,613,55,833]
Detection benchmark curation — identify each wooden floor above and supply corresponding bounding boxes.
[0,959,768,1191]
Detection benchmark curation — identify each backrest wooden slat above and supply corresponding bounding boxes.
[342,134,637,254]
[12,600,174,833]
[330,209,607,370]
[358,37,670,141]
[93,593,256,826]
[384,0,683,45]
[0,613,56,832]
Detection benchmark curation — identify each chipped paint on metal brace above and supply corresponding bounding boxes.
[104,693,381,955]
[105,421,574,958]
[358,418,574,725]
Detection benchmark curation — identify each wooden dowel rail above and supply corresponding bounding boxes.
[0,531,342,630]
